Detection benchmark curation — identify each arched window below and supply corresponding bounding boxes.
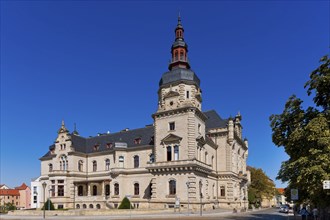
[96,204,101,209]
[92,161,97,172]
[114,183,119,195]
[167,146,172,161]
[174,145,179,161]
[149,153,155,163]
[134,183,139,195]
[105,184,110,196]
[76,204,80,209]
[49,164,53,172]
[174,51,178,61]
[92,185,97,196]
[133,155,139,168]
[119,156,124,168]
[105,159,110,171]
[180,51,184,60]
[211,156,214,168]
[78,185,83,196]
[78,160,83,172]
[60,155,68,171]
[89,204,93,209]
[82,204,87,209]
[169,180,176,195]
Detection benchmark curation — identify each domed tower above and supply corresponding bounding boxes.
[153,16,207,163]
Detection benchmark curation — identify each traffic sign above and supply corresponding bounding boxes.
[291,189,298,200]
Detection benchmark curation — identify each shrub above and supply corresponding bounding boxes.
[118,197,133,209]
[42,199,55,210]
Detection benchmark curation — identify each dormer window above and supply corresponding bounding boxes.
[134,138,141,145]
[93,145,99,151]
[106,143,113,149]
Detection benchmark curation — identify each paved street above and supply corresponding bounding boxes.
[0,208,298,220]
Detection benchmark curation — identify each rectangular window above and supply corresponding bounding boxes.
[220,186,226,197]
[58,204,64,209]
[51,185,55,197]
[186,91,189,99]
[33,186,37,194]
[58,185,64,197]
[58,180,64,184]
[169,122,175,131]
[33,196,37,203]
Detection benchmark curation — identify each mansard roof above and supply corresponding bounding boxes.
[71,126,154,154]
[204,110,228,129]
[40,110,228,159]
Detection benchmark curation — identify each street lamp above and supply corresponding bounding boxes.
[199,180,203,216]
[42,182,47,219]
[186,182,190,216]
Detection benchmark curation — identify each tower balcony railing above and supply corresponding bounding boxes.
[169,57,190,64]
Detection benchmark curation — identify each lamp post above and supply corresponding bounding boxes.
[199,180,203,216]
[186,182,190,216]
[42,182,47,219]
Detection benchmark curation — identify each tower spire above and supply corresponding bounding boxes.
[168,15,190,70]
[58,120,69,134]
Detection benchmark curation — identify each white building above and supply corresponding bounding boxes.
[31,177,43,209]
[38,16,250,210]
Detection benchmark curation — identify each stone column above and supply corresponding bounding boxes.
[102,182,105,196]
[87,183,91,196]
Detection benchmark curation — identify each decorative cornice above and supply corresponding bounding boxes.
[152,106,207,122]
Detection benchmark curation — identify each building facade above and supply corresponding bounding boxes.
[31,177,43,209]
[39,17,250,210]
[0,183,31,209]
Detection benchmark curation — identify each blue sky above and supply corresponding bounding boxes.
[1,1,329,188]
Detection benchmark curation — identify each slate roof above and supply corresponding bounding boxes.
[41,110,228,159]
[159,68,200,87]
[204,110,228,129]
[71,126,154,154]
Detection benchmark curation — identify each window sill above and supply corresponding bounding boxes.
[166,195,176,198]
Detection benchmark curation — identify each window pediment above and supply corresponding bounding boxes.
[161,134,182,144]
[196,136,206,146]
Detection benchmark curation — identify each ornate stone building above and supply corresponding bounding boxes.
[39,16,250,210]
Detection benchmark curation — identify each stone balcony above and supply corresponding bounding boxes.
[146,159,213,174]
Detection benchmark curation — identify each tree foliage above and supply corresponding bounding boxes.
[118,197,133,209]
[270,55,330,207]
[248,166,275,206]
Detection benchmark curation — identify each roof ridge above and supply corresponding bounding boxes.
[85,126,154,140]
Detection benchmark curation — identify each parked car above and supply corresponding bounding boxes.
[279,205,292,213]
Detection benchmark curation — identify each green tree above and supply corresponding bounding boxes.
[248,167,275,207]
[118,197,133,209]
[270,55,330,208]
[41,199,55,210]
[4,202,16,211]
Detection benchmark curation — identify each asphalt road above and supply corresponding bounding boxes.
[0,208,298,220]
